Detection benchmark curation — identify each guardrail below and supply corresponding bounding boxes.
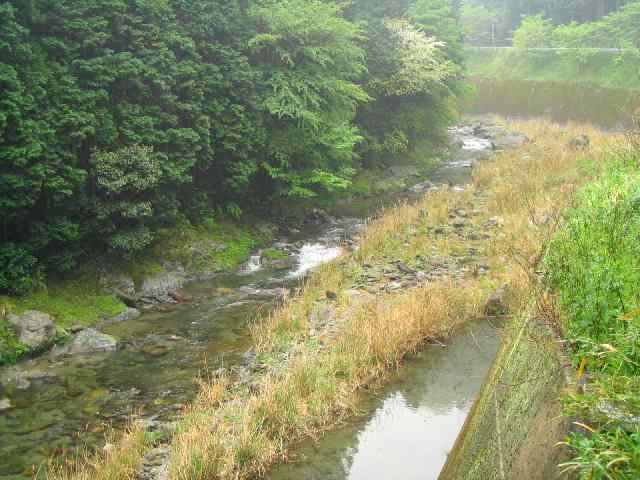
[465,46,632,53]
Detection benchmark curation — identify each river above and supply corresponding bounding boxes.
[0,121,501,479]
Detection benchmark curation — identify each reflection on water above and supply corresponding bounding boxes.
[468,77,640,129]
[268,320,502,480]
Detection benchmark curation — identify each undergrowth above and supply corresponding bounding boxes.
[545,143,640,479]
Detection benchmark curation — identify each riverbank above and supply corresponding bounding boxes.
[442,125,640,480]
[465,48,640,91]
[43,118,614,480]
[0,153,446,368]
[0,119,503,477]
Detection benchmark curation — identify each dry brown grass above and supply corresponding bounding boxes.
[45,424,149,480]
[50,117,621,480]
[167,277,484,480]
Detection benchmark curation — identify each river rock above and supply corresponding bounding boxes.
[408,181,434,194]
[0,398,12,412]
[61,329,118,355]
[237,286,288,300]
[485,285,508,316]
[568,134,590,149]
[451,217,467,229]
[101,272,136,297]
[107,307,141,324]
[7,310,57,350]
[310,304,337,336]
[493,132,529,150]
[138,271,186,305]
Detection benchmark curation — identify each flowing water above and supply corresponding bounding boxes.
[0,125,495,479]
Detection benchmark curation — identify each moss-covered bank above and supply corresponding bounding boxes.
[0,220,267,365]
[440,304,571,480]
[465,48,640,91]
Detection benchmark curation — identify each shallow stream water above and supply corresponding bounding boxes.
[0,125,494,479]
[267,320,502,480]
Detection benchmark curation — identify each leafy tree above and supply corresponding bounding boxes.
[512,14,554,48]
[248,0,369,197]
[0,0,463,295]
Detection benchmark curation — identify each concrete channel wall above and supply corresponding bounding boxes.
[439,306,572,480]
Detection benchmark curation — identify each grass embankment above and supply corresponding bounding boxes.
[49,118,614,480]
[0,221,262,365]
[545,138,640,478]
[465,48,640,91]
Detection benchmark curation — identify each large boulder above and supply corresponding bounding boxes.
[7,310,57,350]
[138,271,186,306]
[62,328,118,355]
[492,133,529,150]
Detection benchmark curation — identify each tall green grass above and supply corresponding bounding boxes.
[545,152,640,479]
[465,48,640,91]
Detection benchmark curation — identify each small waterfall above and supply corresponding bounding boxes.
[288,243,343,278]
[242,254,262,274]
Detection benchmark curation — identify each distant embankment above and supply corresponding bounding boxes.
[465,47,640,90]
[464,47,640,128]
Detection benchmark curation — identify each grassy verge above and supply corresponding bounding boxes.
[544,138,640,478]
[48,118,616,480]
[465,48,640,91]
[0,276,126,365]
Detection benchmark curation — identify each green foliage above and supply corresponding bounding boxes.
[460,0,637,46]
[151,221,260,272]
[11,280,126,330]
[546,160,640,346]
[249,0,369,198]
[0,316,29,365]
[465,48,640,89]
[261,248,288,260]
[512,15,554,49]
[93,145,162,254]
[347,0,461,166]
[460,3,502,46]
[545,155,640,479]
[0,243,43,295]
[0,0,463,298]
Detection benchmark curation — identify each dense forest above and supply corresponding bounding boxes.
[461,0,639,46]
[0,0,463,295]
[3,0,638,295]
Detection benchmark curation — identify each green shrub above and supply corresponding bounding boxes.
[0,244,43,296]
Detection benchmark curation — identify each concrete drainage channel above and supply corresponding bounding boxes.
[439,306,571,480]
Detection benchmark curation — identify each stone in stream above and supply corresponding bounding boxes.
[107,307,141,324]
[568,134,590,149]
[57,328,118,355]
[7,310,57,350]
[138,271,186,306]
[451,217,467,229]
[0,397,12,412]
[492,132,529,150]
[408,181,434,194]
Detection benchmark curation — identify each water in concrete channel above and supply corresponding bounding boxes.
[267,320,502,480]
